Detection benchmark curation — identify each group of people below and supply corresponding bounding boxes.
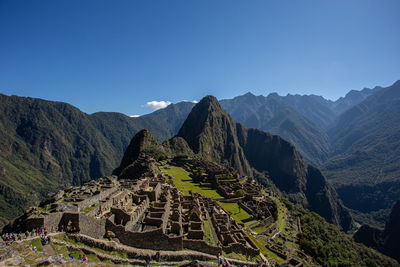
[40,233,50,245]
[1,232,22,245]
[68,253,87,262]
[1,226,51,246]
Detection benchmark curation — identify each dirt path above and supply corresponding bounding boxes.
[42,244,56,256]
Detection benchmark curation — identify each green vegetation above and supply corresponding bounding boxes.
[86,253,101,262]
[218,202,252,223]
[51,241,69,257]
[253,226,267,233]
[160,165,222,198]
[0,94,194,224]
[284,201,399,266]
[83,202,102,214]
[54,234,128,259]
[29,238,43,252]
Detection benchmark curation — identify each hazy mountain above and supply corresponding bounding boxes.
[178,96,354,231]
[269,93,336,129]
[323,81,400,223]
[331,86,383,115]
[220,93,331,165]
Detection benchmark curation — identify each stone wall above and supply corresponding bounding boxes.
[44,212,63,230]
[24,217,44,231]
[77,187,117,210]
[60,212,80,230]
[111,208,131,226]
[79,214,106,239]
[106,219,183,251]
[182,239,222,255]
[125,196,149,230]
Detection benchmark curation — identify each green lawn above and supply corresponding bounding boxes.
[29,238,43,252]
[253,226,267,234]
[218,202,252,223]
[160,165,222,198]
[51,241,69,257]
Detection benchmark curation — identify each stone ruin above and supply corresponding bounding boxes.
[6,157,311,266]
[13,174,260,257]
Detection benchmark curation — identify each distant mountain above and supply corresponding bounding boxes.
[323,81,400,223]
[0,94,193,225]
[269,93,336,129]
[354,199,400,263]
[220,93,331,165]
[178,96,354,231]
[217,83,400,227]
[331,86,382,115]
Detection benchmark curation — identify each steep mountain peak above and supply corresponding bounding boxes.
[113,129,163,177]
[243,92,256,97]
[177,95,251,175]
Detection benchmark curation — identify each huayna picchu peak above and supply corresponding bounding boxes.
[178,95,354,232]
[1,94,399,266]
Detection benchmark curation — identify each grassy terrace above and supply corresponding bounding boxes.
[159,164,222,199]
[53,234,128,258]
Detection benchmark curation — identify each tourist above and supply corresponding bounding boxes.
[224,259,230,267]
[217,254,222,266]
[146,255,151,267]
[69,253,74,259]
[78,254,83,261]
[83,255,87,261]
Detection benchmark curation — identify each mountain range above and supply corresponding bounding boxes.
[0,80,398,229]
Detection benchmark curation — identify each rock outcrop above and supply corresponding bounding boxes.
[113,129,164,179]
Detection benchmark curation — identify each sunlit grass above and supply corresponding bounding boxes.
[218,202,252,223]
[160,165,222,198]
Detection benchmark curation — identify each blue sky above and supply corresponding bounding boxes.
[0,0,399,116]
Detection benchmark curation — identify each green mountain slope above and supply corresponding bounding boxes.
[0,94,193,225]
[323,81,400,224]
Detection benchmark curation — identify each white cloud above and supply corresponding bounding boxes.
[192,100,198,103]
[145,100,172,111]
[130,115,140,118]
